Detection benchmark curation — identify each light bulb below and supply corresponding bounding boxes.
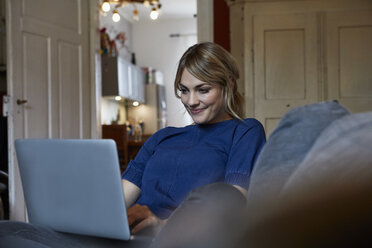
[133,9,139,21]
[101,1,110,12]
[143,0,150,7]
[133,101,139,107]
[115,96,122,101]
[112,10,121,22]
[150,8,159,20]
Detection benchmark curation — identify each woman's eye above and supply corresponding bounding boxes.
[199,88,210,94]
[180,88,188,94]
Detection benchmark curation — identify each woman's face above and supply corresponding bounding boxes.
[179,69,231,124]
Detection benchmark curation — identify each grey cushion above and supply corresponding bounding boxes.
[282,111,372,193]
[240,111,372,248]
[247,100,350,206]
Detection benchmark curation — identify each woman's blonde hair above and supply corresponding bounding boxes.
[174,42,244,119]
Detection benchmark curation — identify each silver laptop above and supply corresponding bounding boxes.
[15,139,131,240]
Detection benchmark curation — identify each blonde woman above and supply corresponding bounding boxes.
[122,42,266,236]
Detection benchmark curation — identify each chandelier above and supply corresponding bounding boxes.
[100,0,162,22]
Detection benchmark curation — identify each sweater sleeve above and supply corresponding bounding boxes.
[121,129,163,187]
[224,119,266,189]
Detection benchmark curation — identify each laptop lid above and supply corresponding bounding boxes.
[15,139,130,240]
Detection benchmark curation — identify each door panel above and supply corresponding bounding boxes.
[23,32,49,138]
[8,0,90,221]
[326,10,372,113]
[22,0,80,33]
[59,42,82,138]
[264,29,306,100]
[254,13,319,136]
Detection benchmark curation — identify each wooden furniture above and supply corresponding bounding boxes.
[228,0,372,136]
[127,134,152,162]
[102,124,128,173]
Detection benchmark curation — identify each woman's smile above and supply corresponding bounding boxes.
[190,108,206,115]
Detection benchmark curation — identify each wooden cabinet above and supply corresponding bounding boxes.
[228,0,372,136]
[127,134,151,163]
[326,10,372,113]
[101,124,152,172]
[253,12,319,134]
[102,124,128,173]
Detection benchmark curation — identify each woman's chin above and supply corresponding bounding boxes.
[191,116,204,124]
[191,117,209,124]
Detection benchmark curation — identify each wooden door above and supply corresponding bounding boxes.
[253,13,319,136]
[326,10,372,113]
[7,0,91,221]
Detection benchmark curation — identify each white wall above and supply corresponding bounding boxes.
[99,11,133,61]
[132,18,197,127]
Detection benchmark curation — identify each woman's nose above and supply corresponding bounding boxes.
[187,92,199,107]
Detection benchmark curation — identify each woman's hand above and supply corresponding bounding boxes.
[127,204,167,235]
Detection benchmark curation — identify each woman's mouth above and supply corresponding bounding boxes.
[190,108,205,115]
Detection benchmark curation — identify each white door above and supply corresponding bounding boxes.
[326,10,372,113]
[253,13,319,136]
[7,0,91,221]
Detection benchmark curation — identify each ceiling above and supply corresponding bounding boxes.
[117,0,197,22]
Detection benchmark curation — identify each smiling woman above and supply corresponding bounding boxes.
[121,42,266,236]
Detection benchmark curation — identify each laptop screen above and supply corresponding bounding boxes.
[15,139,130,240]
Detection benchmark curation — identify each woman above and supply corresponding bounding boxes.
[123,42,266,235]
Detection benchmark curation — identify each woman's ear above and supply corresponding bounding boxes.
[229,78,237,91]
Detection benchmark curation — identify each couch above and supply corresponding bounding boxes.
[241,100,372,247]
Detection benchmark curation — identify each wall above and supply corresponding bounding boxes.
[99,11,133,61]
[132,18,197,127]
[197,0,213,42]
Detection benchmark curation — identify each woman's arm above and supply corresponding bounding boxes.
[122,179,166,235]
[225,120,266,192]
[122,179,141,208]
[122,180,166,235]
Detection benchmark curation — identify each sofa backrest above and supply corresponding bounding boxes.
[246,101,350,207]
[282,111,372,194]
[240,108,372,248]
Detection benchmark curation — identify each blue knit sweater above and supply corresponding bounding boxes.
[122,118,266,218]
